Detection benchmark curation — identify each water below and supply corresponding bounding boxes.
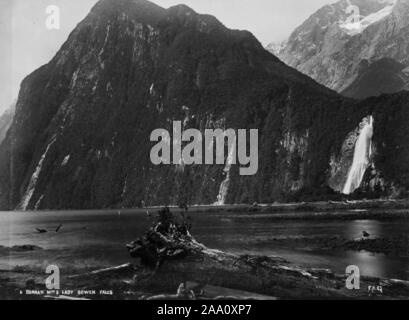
[0,209,409,280]
[343,116,374,195]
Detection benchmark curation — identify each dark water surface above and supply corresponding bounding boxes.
[1,209,408,280]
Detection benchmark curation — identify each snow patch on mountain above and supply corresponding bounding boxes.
[61,154,71,167]
[340,0,397,36]
[266,40,287,57]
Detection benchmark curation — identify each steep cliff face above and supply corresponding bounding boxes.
[1,0,409,210]
[271,0,409,95]
[0,103,15,144]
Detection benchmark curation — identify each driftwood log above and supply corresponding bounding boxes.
[125,207,409,299]
[126,207,323,276]
[126,207,199,268]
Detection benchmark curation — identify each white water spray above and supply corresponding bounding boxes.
[19,136,57,210]
[215,140,236,205]
[342,116,374,195]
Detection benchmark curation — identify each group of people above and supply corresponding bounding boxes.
[153,206,192,237]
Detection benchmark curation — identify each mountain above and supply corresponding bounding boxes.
[271,0,409,96]
[265,41,286,57]
[342,58,409,99]
[1,0,409,210]
[0,102,15,144]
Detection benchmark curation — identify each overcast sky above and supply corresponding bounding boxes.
[0,0,336,114]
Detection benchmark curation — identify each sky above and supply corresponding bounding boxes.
[0,0,336,114]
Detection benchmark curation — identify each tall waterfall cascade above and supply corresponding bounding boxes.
[215,141,236,205]
[342,116,374,195]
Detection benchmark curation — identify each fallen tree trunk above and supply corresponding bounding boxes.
[126,207,214,267]
[124,207,409,299]
[127,207,328,278]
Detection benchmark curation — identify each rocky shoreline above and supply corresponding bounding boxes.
[140,199,409,222]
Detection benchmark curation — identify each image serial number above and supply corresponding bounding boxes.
[201,304,252,316]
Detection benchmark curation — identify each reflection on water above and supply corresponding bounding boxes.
[0,210,408,280]
[193,217,409,280]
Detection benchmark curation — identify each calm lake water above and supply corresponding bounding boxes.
[1,209,409,280]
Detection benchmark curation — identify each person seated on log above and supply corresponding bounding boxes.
[176,282,196,299]
[175,214,192,237]
[149,207,181,249]
[147,282,196,300]
[155,207,174,235]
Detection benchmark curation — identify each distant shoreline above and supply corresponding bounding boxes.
[4,199,409,220]
[184,199,409,220]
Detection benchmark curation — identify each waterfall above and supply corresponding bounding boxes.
[342,116,374,195]
[215,172,230,205]
[19,136,57,210]
[215,141,236,205]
